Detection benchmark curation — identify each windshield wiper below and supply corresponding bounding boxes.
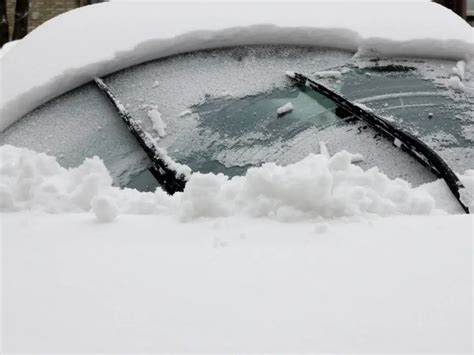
[94,77,187,194]
[287,71,469,214]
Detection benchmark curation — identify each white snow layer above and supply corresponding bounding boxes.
[1,1,474,132]
[1,145,471,221]
[3,212,472,352]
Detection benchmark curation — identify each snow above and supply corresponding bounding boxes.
[354,102,374,112]
[2,211,472,352]
[1,1,473,132]
[447,75,473,93]
[91,195,118,222]
[276,102,293,116]
[147,108,167,137]
[350,152,364,163]
[1,3,473,351]
[179,109,193,117]
[393,138,403,148]
[285,70,296,78]
[319,141,330,159]
[1,145,471,220]
[452,60,467,80]
[312,70,342,79]
[0,39,20,58]
[155,145,192,180]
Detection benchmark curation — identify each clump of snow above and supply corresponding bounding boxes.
[147,108,166,137]
[179,109,192,117]
[91,195,118,222]
[277,102,293,116]
[312,70,342,79]
[285,70,296,79]
[350,153,364,163]
[458,170,474,209]
[1,2,473,132]
[452,60,466,80]
[355,102,374,113]
[447,75,467,92]
[155,146,192,180]
[151,80,160,88]
[2,145,471,221]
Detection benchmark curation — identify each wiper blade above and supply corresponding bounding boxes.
[287,71,469,214]
[94,77,187,195]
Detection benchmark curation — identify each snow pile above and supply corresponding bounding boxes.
[179,151,440,221]
[1,1,473,132]
[0,146,113,213]
[1,145,471,221]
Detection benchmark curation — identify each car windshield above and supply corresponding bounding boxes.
[1,46,473,193]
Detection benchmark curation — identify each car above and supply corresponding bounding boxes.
[2,2,473,353]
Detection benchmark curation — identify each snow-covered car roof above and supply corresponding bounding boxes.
[0,1,473,132]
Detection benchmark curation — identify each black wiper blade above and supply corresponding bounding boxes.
[94,77,187,195]
[287,71,469,214]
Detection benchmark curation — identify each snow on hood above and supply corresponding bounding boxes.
[0,1,473,132]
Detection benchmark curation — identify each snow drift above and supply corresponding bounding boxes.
[1,145,471,221]
[1,1,473,132]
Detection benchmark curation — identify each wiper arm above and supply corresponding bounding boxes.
[287,71,469,214]
[94,77,187,195]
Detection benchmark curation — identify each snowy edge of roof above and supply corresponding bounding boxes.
[1,1,473,132]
